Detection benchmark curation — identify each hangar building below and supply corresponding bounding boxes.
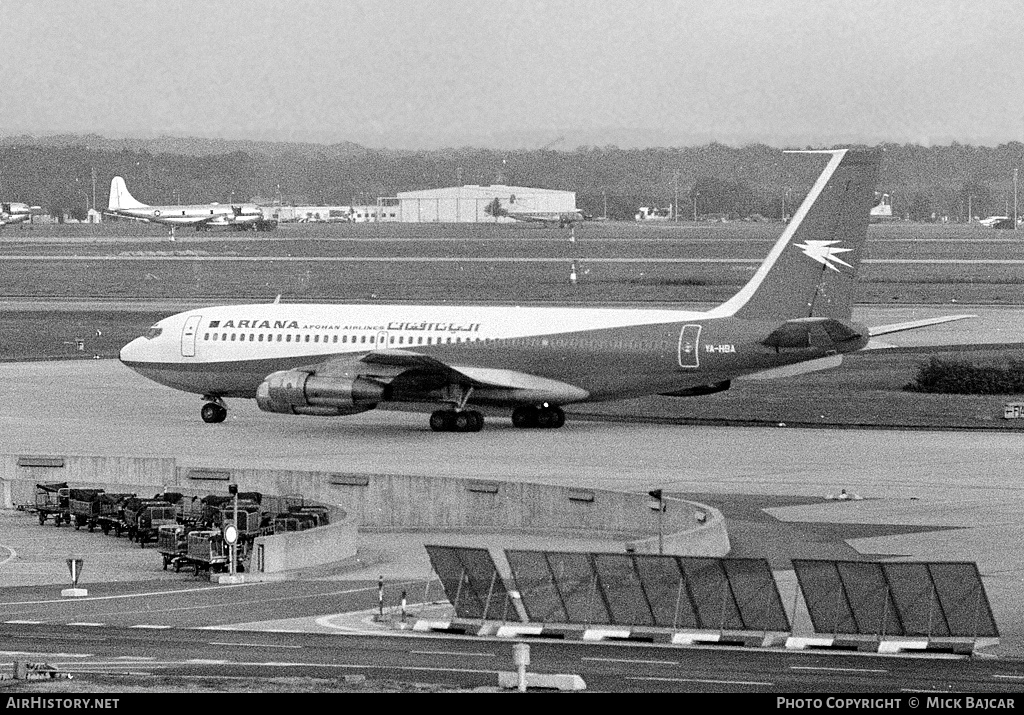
[394,184,576,223]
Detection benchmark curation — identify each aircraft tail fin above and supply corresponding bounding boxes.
[108,176,147,211]
[714,149,881,321]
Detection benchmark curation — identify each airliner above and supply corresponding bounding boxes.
[105,176,271,231]
[120,149,970,433]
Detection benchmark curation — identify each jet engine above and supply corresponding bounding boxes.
[255,369,386,416]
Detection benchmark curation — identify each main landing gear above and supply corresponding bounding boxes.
[511,404,565,429]
[429,409,484,433]
[200,396,227,424]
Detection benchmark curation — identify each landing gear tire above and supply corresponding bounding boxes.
[201,402,227,424]
[537,406,565,429]
[513,405,565,429]
[430,409,484,432]
[429,410,453,432]
[512,406,538,428]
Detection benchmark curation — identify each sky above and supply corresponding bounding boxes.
[3,0,1023,149]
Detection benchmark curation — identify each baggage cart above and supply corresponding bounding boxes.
[69,489,106,530]
[34,483,69,526]
[156,524,189,571]
[183,530,230,575]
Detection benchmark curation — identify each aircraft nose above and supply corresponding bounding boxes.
[119,337,146,365]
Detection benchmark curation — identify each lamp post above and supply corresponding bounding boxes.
[1014,167,1019,230]
[673,171,680,222]
[227,483,238,576]
[649,489,665,555]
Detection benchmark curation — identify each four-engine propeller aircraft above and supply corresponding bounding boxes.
[120,149,970,433]
[0,201,40,227]
[105,176,271,231]
[506,208,586,228]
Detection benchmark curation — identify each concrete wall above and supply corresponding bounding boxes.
[1,454,730,559]
[252,507,357,573]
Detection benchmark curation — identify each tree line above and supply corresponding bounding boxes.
[1,135,1022,222]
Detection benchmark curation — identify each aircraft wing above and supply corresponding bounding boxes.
[311,350,590,403]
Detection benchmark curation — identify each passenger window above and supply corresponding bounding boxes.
[417,337,423,345]
[342,335,347,343]
[222,333,227,341]
[204,333,209,340]
[258,334,264,342]
[332,336,338,343]
[389,336,395,344]
[398,336,404,344]
[250,334,254,341]
[276,334,282,342]
[286,335,291,342]
[360,335,366,343]
[304,335,310,343]
[212,334,218,341]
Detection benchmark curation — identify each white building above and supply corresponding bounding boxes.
[393,185,576,223]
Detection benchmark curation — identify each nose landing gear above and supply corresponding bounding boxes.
[511,405,565,429]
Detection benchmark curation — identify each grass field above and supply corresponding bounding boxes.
[3,220,1023,430]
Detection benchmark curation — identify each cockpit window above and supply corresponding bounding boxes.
[144,326,163,340]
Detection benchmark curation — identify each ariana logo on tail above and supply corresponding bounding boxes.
[794,239,854,272]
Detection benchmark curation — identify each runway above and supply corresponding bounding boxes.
[2,358,1024,657]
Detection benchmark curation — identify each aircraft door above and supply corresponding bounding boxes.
[376,331,390,350]
[181,315,202,357]
[677,324,701,368]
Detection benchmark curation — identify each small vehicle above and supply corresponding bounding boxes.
[273,512,320,533]
[289,504,330,527]
[122,498,177,546]
[157,524,190,571]
[69,488,106,530]
[94,492,137,535]
[34,483,69,526]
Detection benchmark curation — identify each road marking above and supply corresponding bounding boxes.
[67,622,105,627]
[130,624,173,629]
[994,674,1024,680]
[410,650,496,658]
[186,659,230,664]
[627,675,772,686]
[112,656,157,661]
[0,583,258,607]
[791,666,888,674]
[0,651,92,658]
[208,642,302,649]
[4,620,42,624]
[583,657,679,666]
[6,255,1024,266]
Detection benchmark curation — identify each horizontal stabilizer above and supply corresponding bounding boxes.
[867,315,975,337]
